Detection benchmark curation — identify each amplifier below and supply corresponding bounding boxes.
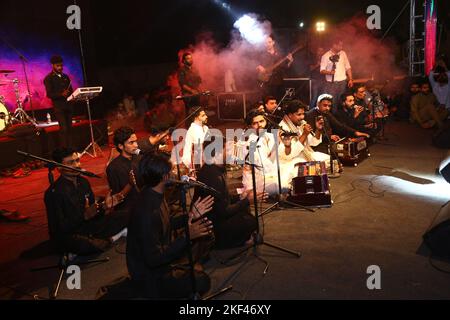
[216,92,247,121]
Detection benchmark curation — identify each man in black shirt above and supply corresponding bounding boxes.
[258,96,284,130]
[257,35,294,99]
[126,152,214,299]
[193,140,259,249]
[335,93,371,134]
[178,52,202,117]
[305,94,369,154]
[44,148,128,255]
[44,55,74,147]
[106,127,140,216]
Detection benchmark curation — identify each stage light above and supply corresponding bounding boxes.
[212,0,231,11]
[233,14,266,45]
[316,21,326,32]
[299,22,305,28]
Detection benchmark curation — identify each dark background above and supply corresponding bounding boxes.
[1,0,449,117]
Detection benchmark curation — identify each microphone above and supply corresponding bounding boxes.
[166,176,221,195]
[133,149,141,156]
[182,175,221,195]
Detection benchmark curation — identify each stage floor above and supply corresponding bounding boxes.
[0,120,449,300]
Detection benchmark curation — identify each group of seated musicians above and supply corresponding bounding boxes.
[44,88,379,299]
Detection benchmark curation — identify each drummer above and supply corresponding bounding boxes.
[278,100,330,181]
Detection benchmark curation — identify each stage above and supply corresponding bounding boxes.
[0,120,449,300]
[0,120,108,170]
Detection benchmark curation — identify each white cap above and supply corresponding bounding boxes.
[316,94,333,107]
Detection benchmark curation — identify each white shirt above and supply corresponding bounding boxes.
[278,119,322,163]
[429,71,450,110]
[320,50,351,82]
[241,131,280,194]
[182,122,209,168]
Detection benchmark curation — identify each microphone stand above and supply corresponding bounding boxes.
[223,137,301,267]
[321,116,343,176]
[17,150,101,178]
[16,151,108,300]
[260,117,315,216]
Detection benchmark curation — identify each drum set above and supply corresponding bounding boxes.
[0,69,37,133]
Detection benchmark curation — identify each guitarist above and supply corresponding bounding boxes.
[256,35,294,99]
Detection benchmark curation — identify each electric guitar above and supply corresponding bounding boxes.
[257,44,305,87]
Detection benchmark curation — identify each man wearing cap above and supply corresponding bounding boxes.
[44,55,74,147]
[305,94,369,155]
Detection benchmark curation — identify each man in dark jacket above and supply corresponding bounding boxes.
[44,55,74,147]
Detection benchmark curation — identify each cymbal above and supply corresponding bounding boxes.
[0,70,15,74]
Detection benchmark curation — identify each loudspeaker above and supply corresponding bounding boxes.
[283,78,312,108]
[423,201,450,259]
[217,92,247,121]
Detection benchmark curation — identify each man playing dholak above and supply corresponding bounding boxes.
[278,100,330,182]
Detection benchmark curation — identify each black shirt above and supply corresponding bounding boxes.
[126,187,187,296]
[44,176,94,239]
[305,108,357,146]
[334,106,367,132]
[43,72,73,109]
[178,65,202,95]
[106,154,140,211]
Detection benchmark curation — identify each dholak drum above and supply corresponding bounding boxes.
[287,161,332,207]
[0,102,10,132]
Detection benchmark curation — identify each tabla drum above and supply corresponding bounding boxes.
[0,102,10,131]
[288,161,332,207]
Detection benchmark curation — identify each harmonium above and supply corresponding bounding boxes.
[334,137,370,167]
[287,161,332,208]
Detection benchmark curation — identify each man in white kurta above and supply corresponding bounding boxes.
[241,110,282,195]
[278,100,329,182]
[182,109,209,170]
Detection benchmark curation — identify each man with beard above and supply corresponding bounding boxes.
[410,82,449,129]
[278,100,329,180]
[44,55,74,147]
[178,52,203,117]
[257,35,294,99]
[429,66,450,113]
[240,109,282,195]
[45,148,128,255]
[320,40,353,113]
[305,94,369,155]
[335,92,379,137]
[106,127,141,218]
[181,108,209,172]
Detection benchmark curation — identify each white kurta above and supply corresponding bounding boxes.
[182,122,209,169]
[278,120,330,182]
[240,132,284,195]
